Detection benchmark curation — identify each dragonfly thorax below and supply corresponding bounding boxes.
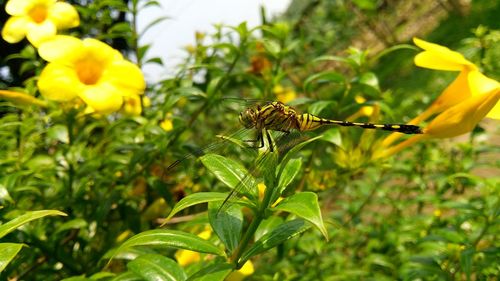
[239,106,258,129]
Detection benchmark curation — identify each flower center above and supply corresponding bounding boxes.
[28,4,48,24]
[75,58,104,85]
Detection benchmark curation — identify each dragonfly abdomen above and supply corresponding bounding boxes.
[297,113,422,134]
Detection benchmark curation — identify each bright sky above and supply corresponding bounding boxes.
[137,0,291,82]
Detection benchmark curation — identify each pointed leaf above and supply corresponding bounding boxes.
[273,192,328,239]
[0,210,67,238]
[240,219,310,261]
[208,202,242,253]
[187,262,233,281]
[127,254,186,281]
[111,230,224,261]
[200,154,256,193]
[165,192,228,220]
[0,243,24,272]
[277,158,302,194]
[110,271,142,281]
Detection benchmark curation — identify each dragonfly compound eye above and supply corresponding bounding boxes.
[239,108,257,128]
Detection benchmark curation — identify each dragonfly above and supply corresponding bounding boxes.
[167,100,423,212]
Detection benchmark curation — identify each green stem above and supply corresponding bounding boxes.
[232,157,277,268]
[231,212,263,268]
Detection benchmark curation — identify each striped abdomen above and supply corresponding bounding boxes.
[297,113,422,134]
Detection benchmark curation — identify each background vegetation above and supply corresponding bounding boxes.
[0,0,498,280]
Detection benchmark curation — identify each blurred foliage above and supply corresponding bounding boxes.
[0,0,499,280]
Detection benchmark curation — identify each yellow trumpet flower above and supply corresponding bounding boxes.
[378,38,499,158]
[2,0,79,47]
[37,36,146,114]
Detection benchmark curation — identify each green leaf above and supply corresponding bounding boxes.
[55,218,88,234]
[127,254,186,281]
[240,219,310,261]
[200,154,256,196]
[89,272,116,280]
[110,271,142,281]
[139,16,170,38]
[321,128,342,146]
[187,262,233,281]
[277,158,302,195]
[0,210,67,239]
[110,229,225,261]
[208,202,243,253]
[303,71,345,94]
[165,192,228,220]
[254,216,283,241]
[278,135,322,180]
[273,192,328,239]
[460,247,474,280]
[0,243,24,272]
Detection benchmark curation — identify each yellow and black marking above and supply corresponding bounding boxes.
[239,101,423,137]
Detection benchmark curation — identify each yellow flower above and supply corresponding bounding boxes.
[273,85,296,104]
[377,86,499,158]
[121,95,151,116]
[2,0,79,47]
[257,182,283,207]
[226,261,255,281]
[0,90,47,107]
[37,35,146,114]
[175,229,212,266]
[379,38,499,154]
[160,113,174,131]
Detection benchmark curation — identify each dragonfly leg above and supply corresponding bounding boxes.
[243,131,264,149]
[265,129,274,152]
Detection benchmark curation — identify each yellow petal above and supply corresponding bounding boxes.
[1,16,29,43]
[375,134,429,159]
[226,261,255,281]
[79,83,124,114]
[0,90,47,107]
[160,118,173,131]
[38,62,81,101]
[5,0,32,15]
[102,60,146,96]
[48,2,80,29]
[82,38,123,63]
[175,249,200,266]
[468,71,500,119]
[122,95,142,116]
[424,89,500,138]
[197,229,212,240]
[429,70,472,112]
[26,20,56,47]
[38,35,83,62]
[468,70,500,97]
[413,37,476,71]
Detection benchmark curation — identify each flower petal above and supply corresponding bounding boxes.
[26,20,56,47]
[38,62,82,101]
[0,90,47,107]
[413,37,476,71]
[122,95,142,116]
[102,60,146,96]
[82,38,123,63]
[468,71,500,119]
[1,16,29,43]
[79,83,124,114]
[424,89,500,138]
[48,2,79,29]
[5,0,32,16]
[38,35,83,63]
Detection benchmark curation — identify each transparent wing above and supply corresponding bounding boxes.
[216,129,310,215]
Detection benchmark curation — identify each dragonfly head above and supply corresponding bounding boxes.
[239,107,258,128]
